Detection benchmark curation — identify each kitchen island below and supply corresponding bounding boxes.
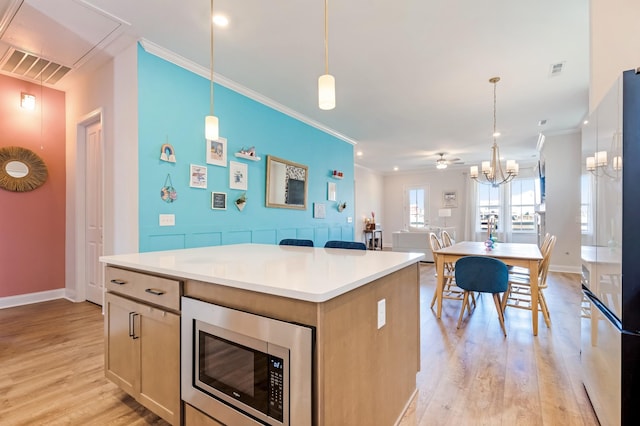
[101,243,423,425]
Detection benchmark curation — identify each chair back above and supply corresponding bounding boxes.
[441,230,453,247]
[429,232,442,252]
[537,235,556,287]
[454,256,508,294]
[324,240,367,250]
[279,238,314,247]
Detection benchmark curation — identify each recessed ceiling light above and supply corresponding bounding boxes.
[356,151,363,157]
[393,166,399,171]
[583,120,589,125]
[213,14,229,27]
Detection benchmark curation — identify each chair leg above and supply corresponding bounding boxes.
[501,284,511,313]
[457,291,470,329]
[539,291,551,328]
[430,289,437,308]
[493,293,507,336]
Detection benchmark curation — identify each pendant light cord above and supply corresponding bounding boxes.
[210,0,214,116]
[324,0,329,75]
[492,77,497,144]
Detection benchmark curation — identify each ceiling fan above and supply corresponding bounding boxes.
[434,153,462,170]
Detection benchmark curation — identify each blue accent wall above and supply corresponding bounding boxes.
[137,45,354,251]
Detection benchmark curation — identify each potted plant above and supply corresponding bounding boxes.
[235,193,247,211]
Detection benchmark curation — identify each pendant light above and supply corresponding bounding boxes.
[318,0,335,110]
[470,77,518,186]
[205,0,219,141]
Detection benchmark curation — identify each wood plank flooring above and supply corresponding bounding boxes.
[399,264,598,426]
[0,299,169,425]
[0,264,598,425]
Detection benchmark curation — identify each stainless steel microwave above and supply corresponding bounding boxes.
[181,297,313,426]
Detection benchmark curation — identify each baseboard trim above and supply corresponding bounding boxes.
[0,289,74,310]
[549,264,581,274]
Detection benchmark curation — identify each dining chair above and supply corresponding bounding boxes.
[441,229,454,248]
[509,233,551,276]
[454,256,510,336]
[502,235,557,328]
[429,233,473,311]
[279,238,314,247]
[324,240,367,250]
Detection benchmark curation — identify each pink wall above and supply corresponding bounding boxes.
[0,74,66,298]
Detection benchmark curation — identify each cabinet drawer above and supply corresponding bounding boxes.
[106,266,181,311]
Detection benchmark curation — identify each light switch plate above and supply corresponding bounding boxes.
[377,299,386,329]
[159,214,175,226]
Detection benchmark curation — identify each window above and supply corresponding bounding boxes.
[510,179,537,233]
[477,184,501,231]
[406,186,429,229]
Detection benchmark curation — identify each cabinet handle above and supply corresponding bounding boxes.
[128,312,135,338]
[130,312,140,340]
[110,279,126,285]
[145,288,165,296]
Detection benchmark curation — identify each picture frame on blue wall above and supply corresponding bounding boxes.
[189,164,207,189]
[229,161,248,190]
[206,137,227,167]
[211,192,226,210]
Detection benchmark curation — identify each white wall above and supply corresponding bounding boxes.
[354,165,384,244]
[382,168,467,245]
[64,42,138,301]
[590,0,640,112]
[541,131,582,272]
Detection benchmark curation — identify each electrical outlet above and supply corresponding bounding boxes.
[377,299,386,329]
[159,214,175,226]
[347,216,353,223]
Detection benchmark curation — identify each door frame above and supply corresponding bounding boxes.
[74,108,105,303]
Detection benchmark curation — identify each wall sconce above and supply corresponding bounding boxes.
[586,132,623,179]
[21,92,35,110]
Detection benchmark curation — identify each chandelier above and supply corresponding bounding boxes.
[470,77,518,187]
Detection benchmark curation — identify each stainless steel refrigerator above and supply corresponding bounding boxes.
[581,69,640,426]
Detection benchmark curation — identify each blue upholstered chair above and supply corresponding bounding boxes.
[279,238,314,247]
[454,256,509,336]
[324,240,367,250]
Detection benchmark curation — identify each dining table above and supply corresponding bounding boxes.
[433,241,544,335]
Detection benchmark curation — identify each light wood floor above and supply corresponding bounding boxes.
[399,263,598,426]
[0,264,598,425]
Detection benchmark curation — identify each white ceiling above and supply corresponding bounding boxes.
[0,0,589,174]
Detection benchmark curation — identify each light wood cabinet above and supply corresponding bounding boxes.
[104,271,181,425]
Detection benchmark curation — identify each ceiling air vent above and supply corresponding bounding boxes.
[1,48,71,85]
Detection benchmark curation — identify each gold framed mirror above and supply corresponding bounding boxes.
[266,155,308,210]
[0,146,48,192]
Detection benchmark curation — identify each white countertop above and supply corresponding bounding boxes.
[100,243,424,302]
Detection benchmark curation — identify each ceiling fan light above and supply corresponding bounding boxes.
[436,161,447,169]
[318,74,335,110]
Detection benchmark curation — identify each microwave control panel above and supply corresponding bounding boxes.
[268,355,284,422]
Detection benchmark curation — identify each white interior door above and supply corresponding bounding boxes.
[85,120,103,305]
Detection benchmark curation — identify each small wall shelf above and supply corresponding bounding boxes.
[234,152,261,161]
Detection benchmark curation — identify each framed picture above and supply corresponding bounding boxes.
[327,182,337,201]
[314,202,326,219]
[190,164,207,189]
[442,190,457,208]
[206,137,227,167]
[211,192,227,210]
[229,160,248,190]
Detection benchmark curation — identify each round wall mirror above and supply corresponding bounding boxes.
[6,160,29,178]
[0,146,48,192]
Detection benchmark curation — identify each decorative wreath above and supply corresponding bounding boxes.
[0,146,48,192]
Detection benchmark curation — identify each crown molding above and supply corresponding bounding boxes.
[139,38,357,146]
